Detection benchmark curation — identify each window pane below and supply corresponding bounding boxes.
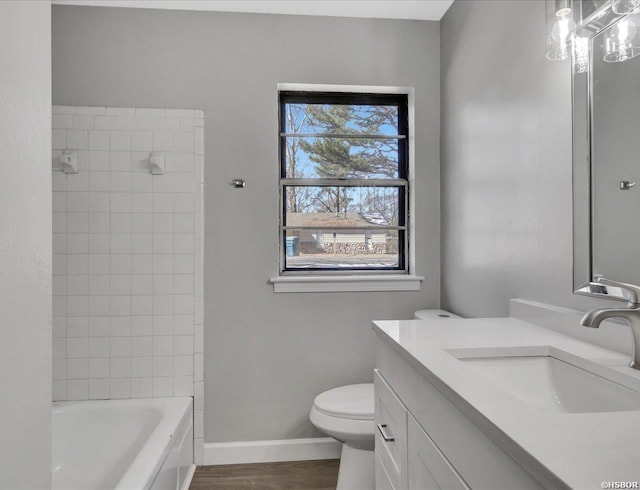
[284,229,401,270]
[283,103,400,136]
[284,186,402,226]
[283,136,399,179]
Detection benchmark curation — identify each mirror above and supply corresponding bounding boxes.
[573,2,640,301]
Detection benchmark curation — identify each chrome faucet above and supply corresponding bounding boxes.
[580,277,640,370]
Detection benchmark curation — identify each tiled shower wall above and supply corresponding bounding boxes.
[51,106,204,461]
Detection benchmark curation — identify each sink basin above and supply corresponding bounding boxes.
[449,347,640,414]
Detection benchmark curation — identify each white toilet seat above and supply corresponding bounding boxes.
[313,383,374,420]
[310,383,375,451]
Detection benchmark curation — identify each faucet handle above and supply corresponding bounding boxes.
[596,277,640,305]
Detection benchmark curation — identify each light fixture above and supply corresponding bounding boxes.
[572,35,590,73]
[603,16,640,62]
[612,0,640,15]
[546,0,576,60]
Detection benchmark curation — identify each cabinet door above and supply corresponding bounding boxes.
[374,370,408,490]
[407,414,469,490]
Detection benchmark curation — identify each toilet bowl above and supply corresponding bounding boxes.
[310,309,460,490]
[310,384,375,490]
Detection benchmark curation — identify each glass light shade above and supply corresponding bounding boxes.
[612,0,640,15]
[603,17,640,62]
[546,0,576,61]
[572,36,590,73]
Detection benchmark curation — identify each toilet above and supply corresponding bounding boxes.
[309,309,461,490]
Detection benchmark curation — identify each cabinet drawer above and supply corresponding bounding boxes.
[408,413,469,490]
[374,369,407,490]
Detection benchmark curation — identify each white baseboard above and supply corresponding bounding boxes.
[203,437,342,465]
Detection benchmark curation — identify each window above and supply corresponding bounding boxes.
[279,91,409,275]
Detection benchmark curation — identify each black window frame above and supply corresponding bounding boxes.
[278,90,410,274]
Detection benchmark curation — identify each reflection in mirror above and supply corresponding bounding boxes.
[572,2,640,300]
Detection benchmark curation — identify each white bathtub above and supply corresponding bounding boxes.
[52,397,193,490]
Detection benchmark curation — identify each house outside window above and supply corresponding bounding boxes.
[278,90,409,275]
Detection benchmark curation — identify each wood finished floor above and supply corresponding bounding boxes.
[189,460,340,490]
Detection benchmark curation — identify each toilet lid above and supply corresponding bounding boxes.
[313,384,374,420]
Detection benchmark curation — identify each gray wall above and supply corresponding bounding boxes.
[0,2,52,488]
[440,0,611,318]
[52,6,441,442]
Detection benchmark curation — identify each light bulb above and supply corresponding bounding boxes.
[603,17,640,62]
[572,36,590,73]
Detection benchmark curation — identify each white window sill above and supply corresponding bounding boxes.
[269,275,424,293]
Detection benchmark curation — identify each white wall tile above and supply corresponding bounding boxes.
[174,376,193,396]
[152,131,173,152]
[67,129,88,150]
[111,173,132,193]
[153,357,173,377]
[132,338,153,357]
[152,377,173,397]
[52,129,67,150]
[89,130,110,150]
[89,295,110,317]
[67,380,89,400]
[110,378,132,399]
[132,254,153,274]
[174,336,193,356]
[132,131,153,151]
[67,358,89,379]
[53,114,74,129]
[89,317,110,337]
[107,107,135,116]
[132,174,152,193]
[179,118,194,132]
[75,106,105,116]
[52,106,203,402]
[89,379,110,399]
[132,193,153,213]
[73,115,94,130]
[88,338,110,358]
[131,316,153,336]
[131,357,153,377]
[89,172,110,192]
[174,132,194,153]
[110,337,131,357]
[110,357,131,378]
[89,358,110,379]
[152,193,173,213]
[152,315,173,335]
[110,151,132,172]
[132,295,153,316]
[165,109,194,118]
[136,108,165,118]
[110,131,132,151]
[95,116,118,130]
[132,377,153,398]
[136,117,159,131]
[158,118,179,132]
[132,234,153,254]
[67,172,89,192]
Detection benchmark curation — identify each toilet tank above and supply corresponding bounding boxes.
[414,309,461,320]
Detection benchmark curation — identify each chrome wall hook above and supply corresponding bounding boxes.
[620,180,636,190]
[230,179,246,188]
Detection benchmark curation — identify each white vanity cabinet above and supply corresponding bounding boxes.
[374,339,545,490]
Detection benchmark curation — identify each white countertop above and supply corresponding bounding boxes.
[373,317,640,489]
